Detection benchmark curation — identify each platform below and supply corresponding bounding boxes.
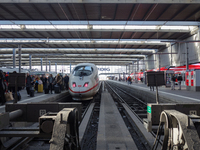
[109,80,200,103]
[0,89,69,113]
[96,91,138,150]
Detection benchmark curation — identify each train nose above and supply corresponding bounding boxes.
[79,94,82,97]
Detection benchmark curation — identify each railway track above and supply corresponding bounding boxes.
[105,81,162,149]
[80,84,101,150]
[0,93,93,150]
[1,81,163,150]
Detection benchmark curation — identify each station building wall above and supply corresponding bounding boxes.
[144,29,200,70]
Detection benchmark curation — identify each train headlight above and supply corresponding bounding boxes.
[83,82,89,87]
[72,82,76,88]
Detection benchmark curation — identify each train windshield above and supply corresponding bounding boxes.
[73,66,93,76]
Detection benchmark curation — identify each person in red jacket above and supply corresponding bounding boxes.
[127,76,132,85]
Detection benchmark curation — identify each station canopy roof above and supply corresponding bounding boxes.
[0,0,200,66]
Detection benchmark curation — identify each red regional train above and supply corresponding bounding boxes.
[130,63,200,82]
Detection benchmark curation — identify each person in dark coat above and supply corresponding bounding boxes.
[48,74,54,94]
[0,70,6,105]
[56,74,62,91]
[177,74,183,90]
[40,75,46,90]
[26,73,33,96]
[64,74,69,90]
[171,74,176,90]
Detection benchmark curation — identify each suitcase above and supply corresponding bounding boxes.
[61,84,64,91]
[30,90,34,97]
[38,84,43,93]
[54,84,61,93]
[44,88,49,94]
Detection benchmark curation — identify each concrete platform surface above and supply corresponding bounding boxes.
[96,91,138,150]
[0,89,68,113]
[110,80,200,103]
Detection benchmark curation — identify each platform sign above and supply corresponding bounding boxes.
[146,71,165,86]
[39,109,47,116]
[9,73,26,87]
[147,106,151,113]
[190,110,197,115]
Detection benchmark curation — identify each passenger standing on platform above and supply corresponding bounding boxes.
[48,74,54,94]
[56,74,62,91]
[5,72,9,83]
[177,74,183,90]
[26,73,33,96]
[40,75,46,90]
[150,86,154,91]
[35,76,39,92]
[0,70,7,105]
[141,77,143,83]
[171,74,176,90]
[127,76,131,85]
[64,74,69,90]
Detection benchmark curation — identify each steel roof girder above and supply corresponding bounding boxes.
[0,0,200,4]
[0,21,200,26]
[0,28,191,33]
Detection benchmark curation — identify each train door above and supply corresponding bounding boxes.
[191,71,194,86]
[185,72,189,86]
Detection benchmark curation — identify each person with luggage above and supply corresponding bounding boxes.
[64,74,69,90]
[0,70,7,105]
[10,71,22,101]
[48,74,54,94]
[177,74,183,90]
[26,73,33,96]
[56,74,62,92]
[171,74,176,90]
[34,76,39,92]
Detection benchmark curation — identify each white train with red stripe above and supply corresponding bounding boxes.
[69,63,100,100]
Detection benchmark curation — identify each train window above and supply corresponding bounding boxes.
[73,66,93,76]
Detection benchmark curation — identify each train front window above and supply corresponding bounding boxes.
[73,66,93,76]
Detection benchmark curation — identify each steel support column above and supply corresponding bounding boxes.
[29,54,32,70]
[46,56,48,72]
[18,44,22,73]
[49,61,51,72]
[70,63,71,73]
[41,58,43,71]
[159,54,161,71]
[143,59,145,71]
[55,63,57,74]
[171,44,172,66]
[13,48,16,68]
[186,43,189,70]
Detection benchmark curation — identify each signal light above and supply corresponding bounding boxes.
[83,82,89,87]
[72,82,76,88]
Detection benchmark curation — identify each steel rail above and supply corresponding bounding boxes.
[105,81,163,147]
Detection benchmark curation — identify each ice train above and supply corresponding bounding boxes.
[69,63,100,100]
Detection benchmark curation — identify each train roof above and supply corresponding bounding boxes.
[0,67,29,73]
[74,63,96,67]
[29,71,50,75]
